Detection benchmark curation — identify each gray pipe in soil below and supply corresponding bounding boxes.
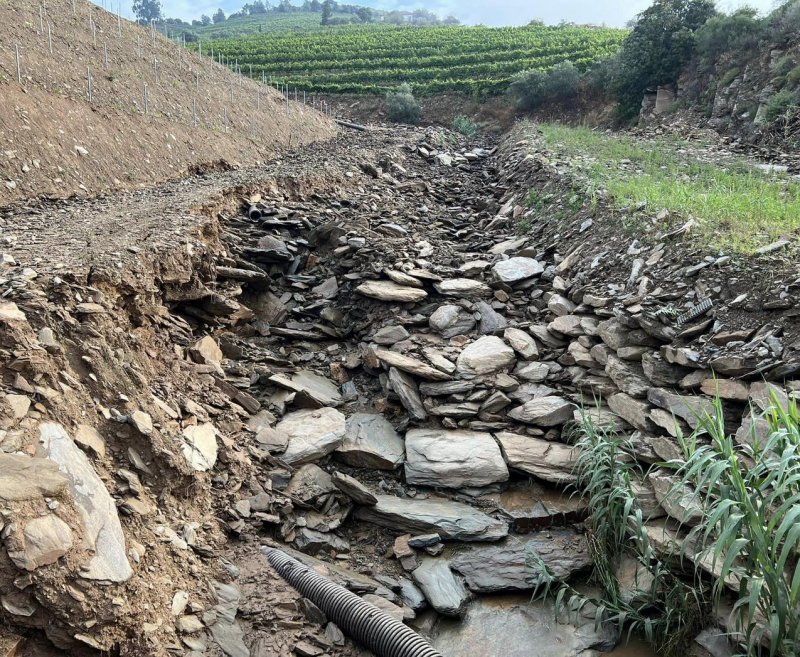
[261,546,443,657]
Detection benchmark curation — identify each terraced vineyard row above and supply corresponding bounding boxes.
[193,23,627,96]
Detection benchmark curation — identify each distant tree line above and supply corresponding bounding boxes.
[509,0,800,123]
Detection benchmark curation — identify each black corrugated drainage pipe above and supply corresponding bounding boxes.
[261,546,443,657]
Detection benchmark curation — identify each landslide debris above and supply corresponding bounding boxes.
[0,120,796,657]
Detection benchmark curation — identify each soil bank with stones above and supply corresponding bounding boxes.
[0,121,797,657]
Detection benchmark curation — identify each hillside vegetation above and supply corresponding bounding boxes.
[192,22,626,96]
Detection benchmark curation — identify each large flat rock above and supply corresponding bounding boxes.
[404,428,508,488]
[449,530,592,593]
[492,257,543,284]
[495,432,577,484]
[355,495,508,542]
[39,423,132,582]
[277,408,347,465]
[432,593,617,657]
[335,413,405,470]
[356,280,428,302]
[374,348,450,381]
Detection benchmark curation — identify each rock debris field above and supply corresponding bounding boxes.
[0,123,798,657]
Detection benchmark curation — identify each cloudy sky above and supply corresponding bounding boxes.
[108,0,778,27]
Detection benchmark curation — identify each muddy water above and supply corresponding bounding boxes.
[428,594,660,657]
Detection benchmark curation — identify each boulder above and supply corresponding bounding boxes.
[39,423,132,582]
[190,335,223,365]
[269,371,343,407]
[73,424,106,459]
[404,429,508,488]
[412,557,470,617]
[336,413,405,470]
[492,258,543,284]
[456,336,515,376]
[356,280,427,302]
[355,495,508,541]
[495,432,577,484]
[475,300,508,335]
[507,396,572,426]
[449,530,591,593]
[277,408,347,465]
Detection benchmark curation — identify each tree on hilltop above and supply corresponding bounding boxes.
[213,8,226,22]
[201,14,211,25]
[356,7,373,22]
[321,0,332,25]
[133,0,163,24]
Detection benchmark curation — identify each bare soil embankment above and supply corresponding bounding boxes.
[0,0,335,204]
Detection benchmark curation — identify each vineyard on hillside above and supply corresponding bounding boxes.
[192,22,627,96]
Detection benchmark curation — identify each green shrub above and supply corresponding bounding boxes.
[509,61,579,109]
[719,67,740,87]
[452,115,477,137]
[788,65,800,84]
[772,55,797,78]
[765,89,797,122]
[508,68,548,109]
[544,60,580,99]
[695,7,763,60]
[385,83,422,124]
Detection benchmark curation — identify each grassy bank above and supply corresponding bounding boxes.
[532,123,800,254]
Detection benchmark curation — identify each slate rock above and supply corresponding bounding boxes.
[374,348,451,381]
[456,336,515,376]
[504,327,538,360]
[336,413,405,470]
[277,408,347,465]
[388,367,427,421]
[404,428,508,488]
[449,530,591,593]
[429,305,476,339]
[507,396,572,426]
[495,432,577,484]
[180,423,218,472]
[7,514,74,571]
[433,279,491,297]
[412,557,471,617]
[356,280,428,302]
[492,257,543,284]
[0,453,69,502]
[39,423,132,582]
[332,471,378,505]
[355,495,508,541]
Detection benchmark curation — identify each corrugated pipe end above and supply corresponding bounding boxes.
[261,546,443,657]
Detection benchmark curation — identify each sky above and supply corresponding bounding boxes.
[105,0,778,28]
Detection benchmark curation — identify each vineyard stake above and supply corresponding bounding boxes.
[178,43,181,70]
[87,67,92,101]
[193,99,197,127]
[196,71,199,92]
[92,19,96,47]
[295,87,297,102]
[39,6,44,34]
[48,23,52,55]
[251,113,255,138]
[144,83,148,113]
[257,88,260,110]
[15,45,21,84]
[224,107,227,133]
[137,35,141,58]
[104,41,108,69]
[72,0,76,14]
[230,79,233,103]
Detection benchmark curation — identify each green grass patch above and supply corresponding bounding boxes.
[720,66,740,87]
[534,122,800,253]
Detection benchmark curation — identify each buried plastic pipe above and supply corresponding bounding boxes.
[248,205,263,221]
[261,546,442,657]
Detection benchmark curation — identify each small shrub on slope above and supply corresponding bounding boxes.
[385,83,422,124]
[452,115,477,136]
